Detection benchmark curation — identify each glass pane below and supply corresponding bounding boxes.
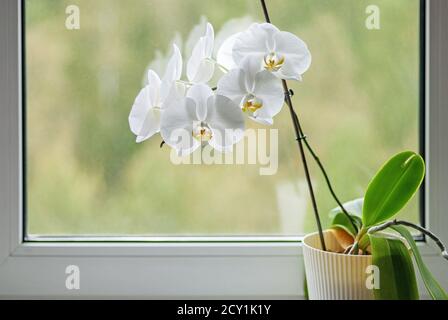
[25,0,421,237]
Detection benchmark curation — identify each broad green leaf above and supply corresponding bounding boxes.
[330,198,363,237]
[370,233,419,300]
[330,198,364,218]
[331,212,361,237]
[363,151,425,227]
[391,225,448,300]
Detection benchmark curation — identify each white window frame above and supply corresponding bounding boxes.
[1,0,447,299]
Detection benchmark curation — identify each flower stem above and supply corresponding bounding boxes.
[259,0,326,251]
[290,109,358,233]
[368,219,448,260]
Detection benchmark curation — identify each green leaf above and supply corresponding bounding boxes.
[331,213,361,237]
[330,198,363,237]
[330,198,364,218]
[390,225,448,300]
[370,233,419,300]
[363,151,425,227]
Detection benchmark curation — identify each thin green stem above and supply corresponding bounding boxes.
[368,219,448,260]
[260,0,326,251]
[290,109,359,233]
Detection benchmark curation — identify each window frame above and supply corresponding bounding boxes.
[1,0,447,299]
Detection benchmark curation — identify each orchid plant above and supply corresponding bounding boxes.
[129,0,448,300]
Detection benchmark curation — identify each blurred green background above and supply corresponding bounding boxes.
[25,0,421,237]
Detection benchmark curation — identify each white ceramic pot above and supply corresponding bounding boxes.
[303,231,374,300]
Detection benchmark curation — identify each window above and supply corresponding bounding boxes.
[25,0,421,239]
[1,0,447,298]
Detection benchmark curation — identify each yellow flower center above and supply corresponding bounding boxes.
[264,52,285,72]
[192,124,213,142]
[242,95,263,113]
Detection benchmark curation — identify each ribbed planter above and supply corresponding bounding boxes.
[303,231,374,300]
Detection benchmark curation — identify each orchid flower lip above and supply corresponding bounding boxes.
[192,121,213,142]
[241,93,263,114]
[264,52,285,72]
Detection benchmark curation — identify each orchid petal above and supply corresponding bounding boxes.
[187,38,214,83]
[147,69,162,106]
[135,111,161,143]
[216,68,247,106]
[187,23,215,83]
[160,97,200,156]
[252,70,284,121]
[192,57,215,84]
[216,33,240,71]
[274,31,311,80]
[187,84,213,121]
[232,23,273,69]
[162,44,183,83]
[239,57,263,92]
[204,23,215,57]
[163,81,186,110]
[214,15,254,58]
[146,50,165,83]
[206,95,245,150]
[249,116,273,126]
[161,44,183,101]
[129,87,161,142]
[147,33,182,78]
[258,23,280,50]
[185,16,208,58]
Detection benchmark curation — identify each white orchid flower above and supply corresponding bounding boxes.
[129,44,183,143]
[145,33,182,84]
[217,58,284,125]
[161,84,245,156]
[232,23,311,81]
[185,16,208,60]
[215,16,254,71]
[216,33,240,71]
[187,16,254,76]
[187,23,215,84]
